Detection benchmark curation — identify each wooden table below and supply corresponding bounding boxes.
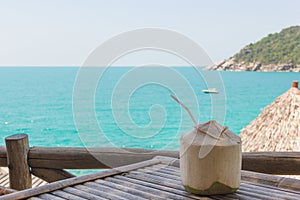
[1,156,300,200]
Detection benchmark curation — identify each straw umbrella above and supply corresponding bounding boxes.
[240,81,300,152]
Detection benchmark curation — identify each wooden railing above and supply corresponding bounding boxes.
[1,134,300,191]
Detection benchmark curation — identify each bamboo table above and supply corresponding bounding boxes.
[1,156,300,200]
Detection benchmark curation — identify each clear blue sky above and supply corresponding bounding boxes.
[0,0,299,66]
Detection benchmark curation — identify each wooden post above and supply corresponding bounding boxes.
[5,134,32,190]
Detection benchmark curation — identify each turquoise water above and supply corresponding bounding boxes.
[0,67,299,151]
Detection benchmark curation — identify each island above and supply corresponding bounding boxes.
[208,26,300,72]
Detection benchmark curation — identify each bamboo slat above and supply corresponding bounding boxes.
[51,190,87,200]
[63,187,105,200]
[126,163,299,200]
[146,165,300,199]
[83,182,129,200]
[77,183,138,200]
[38,193,65,200]
[105,176,197,200]
[95,179,165,200]
[27,197,44,200]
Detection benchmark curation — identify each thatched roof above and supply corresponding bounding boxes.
[240,81,300,152]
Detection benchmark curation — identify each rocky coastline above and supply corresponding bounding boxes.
[208,57,300,72]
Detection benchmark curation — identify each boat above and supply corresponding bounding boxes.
[202,88,218,93]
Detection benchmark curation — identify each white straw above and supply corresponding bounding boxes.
[170,94,197,127]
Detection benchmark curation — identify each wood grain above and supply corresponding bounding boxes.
[1,145,300,175]
[5,134,32,190]
[31,168,75,183]
[242,151,300,175]
[28,147,179,169]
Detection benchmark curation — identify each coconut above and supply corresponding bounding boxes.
[171,95,241,195]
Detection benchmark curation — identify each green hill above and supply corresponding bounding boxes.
[234,26,300,65]
[210,26,300,72]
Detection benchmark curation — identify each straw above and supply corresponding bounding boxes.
[170,94,198,127]
[240,81,300,152]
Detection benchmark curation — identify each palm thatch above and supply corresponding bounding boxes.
[240,81,300,152]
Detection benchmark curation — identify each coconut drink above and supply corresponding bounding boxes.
[171,95,241,195]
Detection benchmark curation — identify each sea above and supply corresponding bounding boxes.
[0,67,299,151]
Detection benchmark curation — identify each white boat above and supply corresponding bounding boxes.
[202,88,218,94]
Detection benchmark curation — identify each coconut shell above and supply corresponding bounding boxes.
[180,120,241,195]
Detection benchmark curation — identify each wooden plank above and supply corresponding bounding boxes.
[29,147,107,169]
[28,146,178,169]
[242,151,300,175]
[242,170,300,192]
[0,158,160,200]
[31,168,75,182]
[1,146,178,169]
[5,134,32,190]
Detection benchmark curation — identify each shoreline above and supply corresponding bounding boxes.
[208,57,300,72]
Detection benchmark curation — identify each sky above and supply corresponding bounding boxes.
[0,0,300,66]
